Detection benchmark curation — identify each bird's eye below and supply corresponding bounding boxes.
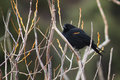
[73,32,80,34]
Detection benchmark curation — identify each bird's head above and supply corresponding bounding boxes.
[63,24,76,33]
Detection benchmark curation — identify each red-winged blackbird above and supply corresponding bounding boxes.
[62,24,103,56]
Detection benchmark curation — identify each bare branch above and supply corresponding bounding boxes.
[97,0,109,40]
[82,22,94,64]
[112,0,120,5]
[78,8,82,28]
[57,0,63,30]
[87,0,110,54]
[0,0,113,80]
[34,26,48,79]
[25,0,32,33]
[112,74,115,80]
[107,48,113,80]
[2,10,11,80]
[56,40,66,80]
[93,56,102,80]
[46,0,57,79]
[54,28,80,59]
[15,61,18,80]
[98,64,105,80]
[54,26,84,80]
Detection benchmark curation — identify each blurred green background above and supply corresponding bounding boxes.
[0,0,120,80]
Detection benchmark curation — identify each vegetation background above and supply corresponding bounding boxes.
[0,0,120,80]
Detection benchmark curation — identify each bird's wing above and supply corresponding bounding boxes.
[70,28,91,44]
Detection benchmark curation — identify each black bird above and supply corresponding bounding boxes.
[62,24,103,56]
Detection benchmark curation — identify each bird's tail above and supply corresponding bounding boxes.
[91,44,103,56]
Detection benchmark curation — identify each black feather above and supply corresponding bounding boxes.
[62,24,103,56]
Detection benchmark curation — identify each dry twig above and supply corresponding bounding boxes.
[107,48,113,80]
[112,0,120,5]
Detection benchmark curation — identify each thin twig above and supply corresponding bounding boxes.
[56,39,66,80]
[57,0,63,30]
[34,26,47,80]
[2,60,17,79]
[97,0,109,40]
[2,11,16,44]
[76,59,85,80]
[93,56,102,80]
[14,0,24,42]
[53,53,74,80]
[36,27,62,59]
[107,48,113,80]
[54,28,80,59]
[78,8,82,28]
[25,0,32,33]
[54,27,84,80]
[88,0,110,54]
[3,10,12,80]
[81,22,94,80]
[47,0,56,79]
[112,0,120,5]
[82,22,94,64]
[62,44,69,80]
[111,74,115,80]
[15,61,18,80]
[98,62,105,80]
